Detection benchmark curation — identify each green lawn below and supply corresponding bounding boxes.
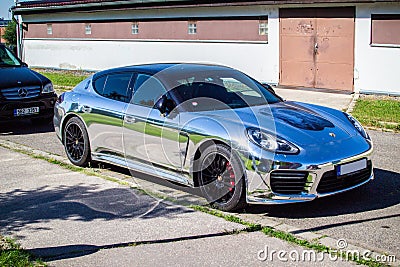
[35,69,89,88]
[352,98,400,131]
[0,236,45,267]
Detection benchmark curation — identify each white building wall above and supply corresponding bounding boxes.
[354,3,400,95]
[22,6,280,84]
[22,3,400,94]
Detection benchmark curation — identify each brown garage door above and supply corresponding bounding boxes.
[280,7,355,91]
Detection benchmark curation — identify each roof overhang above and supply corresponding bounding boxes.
[13,0,400,15]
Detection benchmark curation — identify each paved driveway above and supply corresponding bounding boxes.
[0,120,399,260]
[1,135,356,267]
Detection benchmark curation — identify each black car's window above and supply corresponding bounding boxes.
[132,74,167,107]
[0,46,21,67]
[93,73,132,103]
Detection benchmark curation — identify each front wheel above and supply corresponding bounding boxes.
[198,144,247,212]
[64,117,91,166]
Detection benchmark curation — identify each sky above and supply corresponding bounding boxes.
[0,0,14,20]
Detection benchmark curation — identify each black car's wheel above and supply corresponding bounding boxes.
[198,144,247,212]
[64,117,91,166]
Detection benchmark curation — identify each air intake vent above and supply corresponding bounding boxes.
[270,171,308,194]
[317,160,372,194]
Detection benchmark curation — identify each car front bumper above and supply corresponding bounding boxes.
[0,94,57,121]
[242,142,374,205]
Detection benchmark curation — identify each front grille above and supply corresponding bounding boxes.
[1,86,41,100]
[317,160,372,194]
[270,171,309,194]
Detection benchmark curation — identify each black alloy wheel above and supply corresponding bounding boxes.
[64,117,91,166]
[198,144,247,212]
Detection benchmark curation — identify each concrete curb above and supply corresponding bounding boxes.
[0,139,397,266]
[346,92,360,113]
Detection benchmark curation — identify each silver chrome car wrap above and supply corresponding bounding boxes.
[54,64,373,210]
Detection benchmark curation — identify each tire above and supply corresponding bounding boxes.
[197,144,247,212]
[63,117,91,167]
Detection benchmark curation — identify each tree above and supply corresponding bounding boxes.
[3,19,17,47]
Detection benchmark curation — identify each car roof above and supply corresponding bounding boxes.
[92,63,235,79]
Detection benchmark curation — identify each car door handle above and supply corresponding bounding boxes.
[124,115,136,124]
[81,105,92,113]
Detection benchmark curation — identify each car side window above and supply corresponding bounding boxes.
[132,74,167,107]
[94,75,107,94]
[93,73,133,103]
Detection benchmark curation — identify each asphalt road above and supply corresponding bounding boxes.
[0,119,399,259]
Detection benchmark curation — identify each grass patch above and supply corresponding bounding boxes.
[35,70,89,88]
[0,236,45,267]
[190,205,262,232]
[352,98,400,131]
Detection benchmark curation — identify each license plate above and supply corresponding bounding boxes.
[337,159,367,176]
[13,107,39,117]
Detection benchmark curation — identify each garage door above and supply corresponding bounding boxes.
[280,7,355,91]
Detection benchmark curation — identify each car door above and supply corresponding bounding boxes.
[123,73,187,177]
[83,71,134,159]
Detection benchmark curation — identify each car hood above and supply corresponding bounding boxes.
[0,67,45,89]
[200,101,355,146]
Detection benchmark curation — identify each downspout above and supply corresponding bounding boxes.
[14,0,23,59]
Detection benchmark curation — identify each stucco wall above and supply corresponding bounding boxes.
[21,6,280,84]
[21,3,400,94]
[354,3,400,95]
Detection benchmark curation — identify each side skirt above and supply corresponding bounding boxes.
[92,152,193,187]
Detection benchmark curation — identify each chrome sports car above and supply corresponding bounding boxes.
[54,64,373,211]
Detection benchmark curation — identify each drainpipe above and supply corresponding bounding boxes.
[14,0,22,58]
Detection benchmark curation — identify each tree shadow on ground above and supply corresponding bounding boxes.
[27,231,231,261]
[0,184,192,235]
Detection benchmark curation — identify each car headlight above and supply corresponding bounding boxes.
[344,113,370,140]
[247,128,299,154]
[42,83,54,93]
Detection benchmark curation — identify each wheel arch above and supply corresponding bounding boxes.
[191,138,246,188]
[60,113,88,144]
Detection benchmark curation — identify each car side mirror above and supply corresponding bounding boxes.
[21,62,28,67]
[261,83,275,94]
[155,95,172,117]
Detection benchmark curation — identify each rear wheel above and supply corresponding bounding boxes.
[198,144,247,212]
[64,117,91,166]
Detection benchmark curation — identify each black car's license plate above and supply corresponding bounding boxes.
[13,107,40,117]
[337,159,367,176]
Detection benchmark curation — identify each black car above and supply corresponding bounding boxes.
[0,44,57,123]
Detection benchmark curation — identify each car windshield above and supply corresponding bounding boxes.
[159,67,281,111]
[0,46,21,67]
